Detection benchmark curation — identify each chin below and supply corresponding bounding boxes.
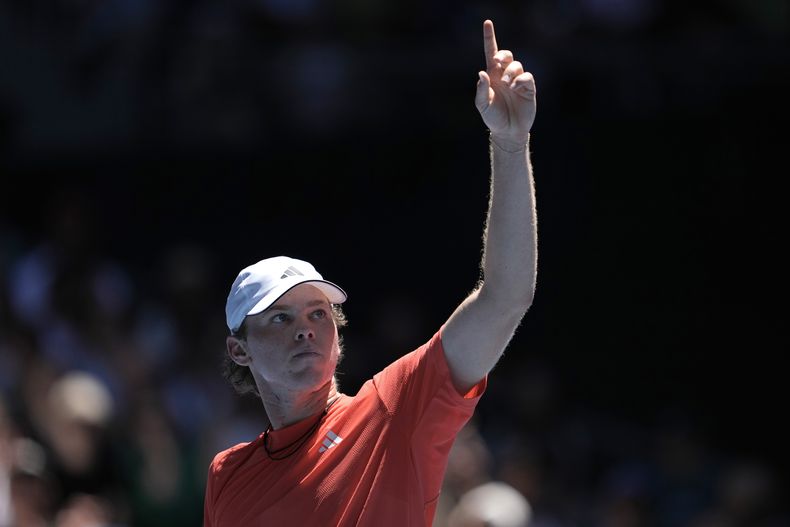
[290,364,336,390]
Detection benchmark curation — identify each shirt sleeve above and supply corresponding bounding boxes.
[203,457,218,527]
[372,327,487,499]
[372,327,486,417]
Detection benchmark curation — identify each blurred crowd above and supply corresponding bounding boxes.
[2,180,788,527]
[1,191,230,526]
[2,0,789,525]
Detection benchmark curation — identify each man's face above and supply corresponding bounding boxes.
[233,284,341,394]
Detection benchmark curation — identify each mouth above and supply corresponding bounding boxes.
[292,350,320,359]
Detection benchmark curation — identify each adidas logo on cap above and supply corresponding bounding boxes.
[281,266,305,279]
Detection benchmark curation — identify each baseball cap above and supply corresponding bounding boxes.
[225,256,347,333]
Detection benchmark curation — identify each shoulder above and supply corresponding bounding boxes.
[384,328,445,374]
[368,328,450,410]
[208,437,259,476]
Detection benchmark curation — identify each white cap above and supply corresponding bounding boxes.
[225,256,347,333]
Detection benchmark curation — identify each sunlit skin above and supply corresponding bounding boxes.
[226,284,342,429]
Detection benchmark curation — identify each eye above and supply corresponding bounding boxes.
[310,309,327,320]
[270,313,290,324]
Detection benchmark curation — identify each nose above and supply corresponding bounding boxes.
[295,328,315,341]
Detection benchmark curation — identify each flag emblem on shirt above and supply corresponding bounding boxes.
[319,430,343,453]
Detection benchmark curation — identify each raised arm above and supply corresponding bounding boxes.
[442,19,538,392]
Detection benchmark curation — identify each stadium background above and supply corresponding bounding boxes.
[1,0,788,525]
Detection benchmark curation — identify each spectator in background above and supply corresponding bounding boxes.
[1,396,13,525]
[446,480,533,527]
[1,394,57,527]
[203,18,538,526]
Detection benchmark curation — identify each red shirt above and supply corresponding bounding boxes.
[203,329,486,526]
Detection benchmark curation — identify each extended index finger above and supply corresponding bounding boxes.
[483,19,498,71]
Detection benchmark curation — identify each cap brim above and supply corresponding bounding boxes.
[246,278,347,318]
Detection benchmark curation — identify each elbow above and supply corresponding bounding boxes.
[507,288,534,316]
[478,282,535,319]
[478,260,537,312]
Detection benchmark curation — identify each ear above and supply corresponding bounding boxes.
[226,336,252,366]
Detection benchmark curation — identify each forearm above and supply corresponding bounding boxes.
[479,134,537,311]
[441,134,537,390]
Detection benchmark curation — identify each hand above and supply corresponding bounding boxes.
[475,19,536,149]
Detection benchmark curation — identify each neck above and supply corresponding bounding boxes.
[260,379,340,430]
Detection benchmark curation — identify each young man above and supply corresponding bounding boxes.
[203,18,537,526]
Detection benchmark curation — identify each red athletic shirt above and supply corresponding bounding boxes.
[203,328,487,526]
